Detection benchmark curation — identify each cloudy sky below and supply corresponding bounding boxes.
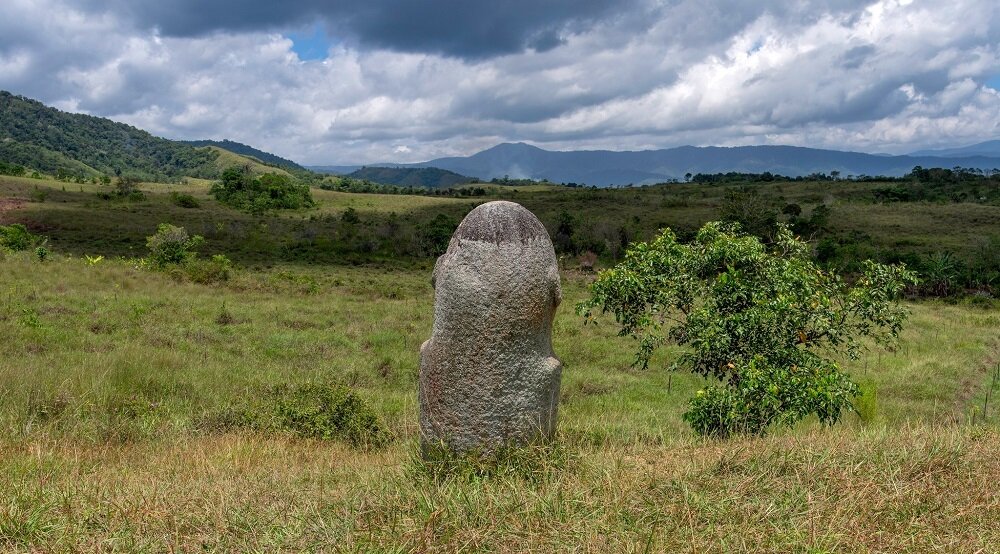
[1,0,999,164]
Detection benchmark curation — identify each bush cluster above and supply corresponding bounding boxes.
[201,383,389,448]
[211,165,314,213]
[0,224,43,251]
[143,223,231,283]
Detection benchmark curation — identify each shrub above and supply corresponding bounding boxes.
[579,222,917,437]
[210,165,314,213]
[146,224,204,267]
[579,251,598,272]
[269,383,389,447]
[341,206,360,224]
[719,188,777,240]
[201,383,390,449]
[29,187,49,203]
[0,224,43,251]
[420,213,457,255]
[683,359,861,436]
[170,192,200,208]
[110,175,146,201]
[182,254,232,284]
[0,161,27,176]
[143,224,234,284]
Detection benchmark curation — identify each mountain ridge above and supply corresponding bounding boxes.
[344,166,475,188]
[402,142,1000,186]
[909,140,1000,158]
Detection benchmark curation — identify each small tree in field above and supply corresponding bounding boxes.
[146,223,204,267]
[578,222,917,437]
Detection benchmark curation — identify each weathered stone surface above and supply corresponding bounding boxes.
[419,201,562,453]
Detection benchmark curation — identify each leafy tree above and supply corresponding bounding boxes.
[115,175,142,197]
[578,222,917,437]
[0,161,26,176]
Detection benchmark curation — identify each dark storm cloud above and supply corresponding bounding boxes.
[78,0,637,58]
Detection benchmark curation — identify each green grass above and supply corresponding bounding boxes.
[3,173,998,270]
[1,174,999,551]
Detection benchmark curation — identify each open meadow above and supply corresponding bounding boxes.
[1,175,999,552]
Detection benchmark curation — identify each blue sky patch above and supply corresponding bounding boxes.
[987,75,1000,90]
[288,24,331,61]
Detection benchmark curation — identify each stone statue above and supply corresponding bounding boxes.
[419,201,562,454]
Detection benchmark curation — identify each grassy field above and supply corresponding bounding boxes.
[1,175,999,551]
[2,173,998,267]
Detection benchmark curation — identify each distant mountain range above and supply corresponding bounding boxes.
[341,166,475,188]
[909,140,1000,158]
[310,165,364,175]
[398,142,1000,186]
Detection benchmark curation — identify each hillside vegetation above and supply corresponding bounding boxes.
[0,91,308,183]
[346,166,475,188]
[182,139,306,172]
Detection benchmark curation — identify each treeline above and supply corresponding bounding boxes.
[319,176,493,197]
[0,161,27,177]
[685,166,1000,185]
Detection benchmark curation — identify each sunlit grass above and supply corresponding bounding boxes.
[2,174,999,550]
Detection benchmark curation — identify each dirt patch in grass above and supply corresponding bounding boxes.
[0,198,26,223]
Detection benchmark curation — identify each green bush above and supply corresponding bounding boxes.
[0,224,43,251]
[269,383,389,447]
[200,383,389,448]
[420,213,457,255]
[580,221,917,437]
[179,254,232,284]
[145,223,204,267]
[143,224,233,284]
[210,165,314,213]
[170,192,200,209]
[683,359,860,437]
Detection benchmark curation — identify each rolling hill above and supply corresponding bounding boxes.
[182,139,306,172]
[410,142,1000,186]
[0,91,303,181]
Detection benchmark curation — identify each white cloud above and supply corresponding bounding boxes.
[0,0,998,163]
